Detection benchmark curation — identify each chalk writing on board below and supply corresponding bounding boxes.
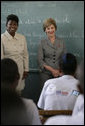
[57,31,84,38]
[37,2,57,7]
[25,31,84,38]
[63,15,70,23]
[1,7,27,15]
[25,19,42,24]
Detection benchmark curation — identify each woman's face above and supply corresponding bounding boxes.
[6,20,18,36]
[45,24,56,37]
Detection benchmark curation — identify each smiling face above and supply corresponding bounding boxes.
[6,20,18,37]
[45,24,56,38]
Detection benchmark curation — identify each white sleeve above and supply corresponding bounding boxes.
[37,85,45,109]
[37,80,52,109]
[22,98,41,125]
[72,95,84,115]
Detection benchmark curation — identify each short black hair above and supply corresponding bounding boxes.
[6,14,19,26]
[1,58,20,85]
[59,53,77,75]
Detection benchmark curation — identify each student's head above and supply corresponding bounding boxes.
[6,14,19,36]
[1,58,20,89]
[59,53,77,75]
[43,18,57,32]
[77,60,84,95]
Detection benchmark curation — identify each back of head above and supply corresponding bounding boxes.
[1,58,20,88]
[76,60,84,94]
[59,53,77,75]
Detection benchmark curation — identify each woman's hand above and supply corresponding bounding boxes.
[43,64,62,77]
[22,71,29,80]
[51,69,60,77]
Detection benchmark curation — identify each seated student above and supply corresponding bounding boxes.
[1,58,41,125]
[1,88,30,125]
[44,60,84,125]
[37,53,79,110]
[72,60,84,116]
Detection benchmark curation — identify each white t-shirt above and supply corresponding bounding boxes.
[72,95,84,115]
[37,75,79,110]
[22,98,41,125]
[44,94,84,125]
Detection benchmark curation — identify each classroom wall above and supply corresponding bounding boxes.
[1,1,84,104]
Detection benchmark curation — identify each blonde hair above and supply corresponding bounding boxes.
[43,18,57,32]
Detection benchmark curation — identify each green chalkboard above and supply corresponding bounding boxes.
[1,1,84,71]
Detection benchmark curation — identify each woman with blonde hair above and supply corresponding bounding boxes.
[38,18,66,90]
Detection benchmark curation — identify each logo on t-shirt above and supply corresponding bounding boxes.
[56,90,68,96]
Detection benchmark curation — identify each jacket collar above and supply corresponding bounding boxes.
[5,30,18,40]
[46,36,57,49]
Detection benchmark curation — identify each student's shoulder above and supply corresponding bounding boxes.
[44,78,57,88]
[76,94,84,103]
[22,97,35,107]
[46,78,57,83]
[22,98,40,118]
[22,97,39,110]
